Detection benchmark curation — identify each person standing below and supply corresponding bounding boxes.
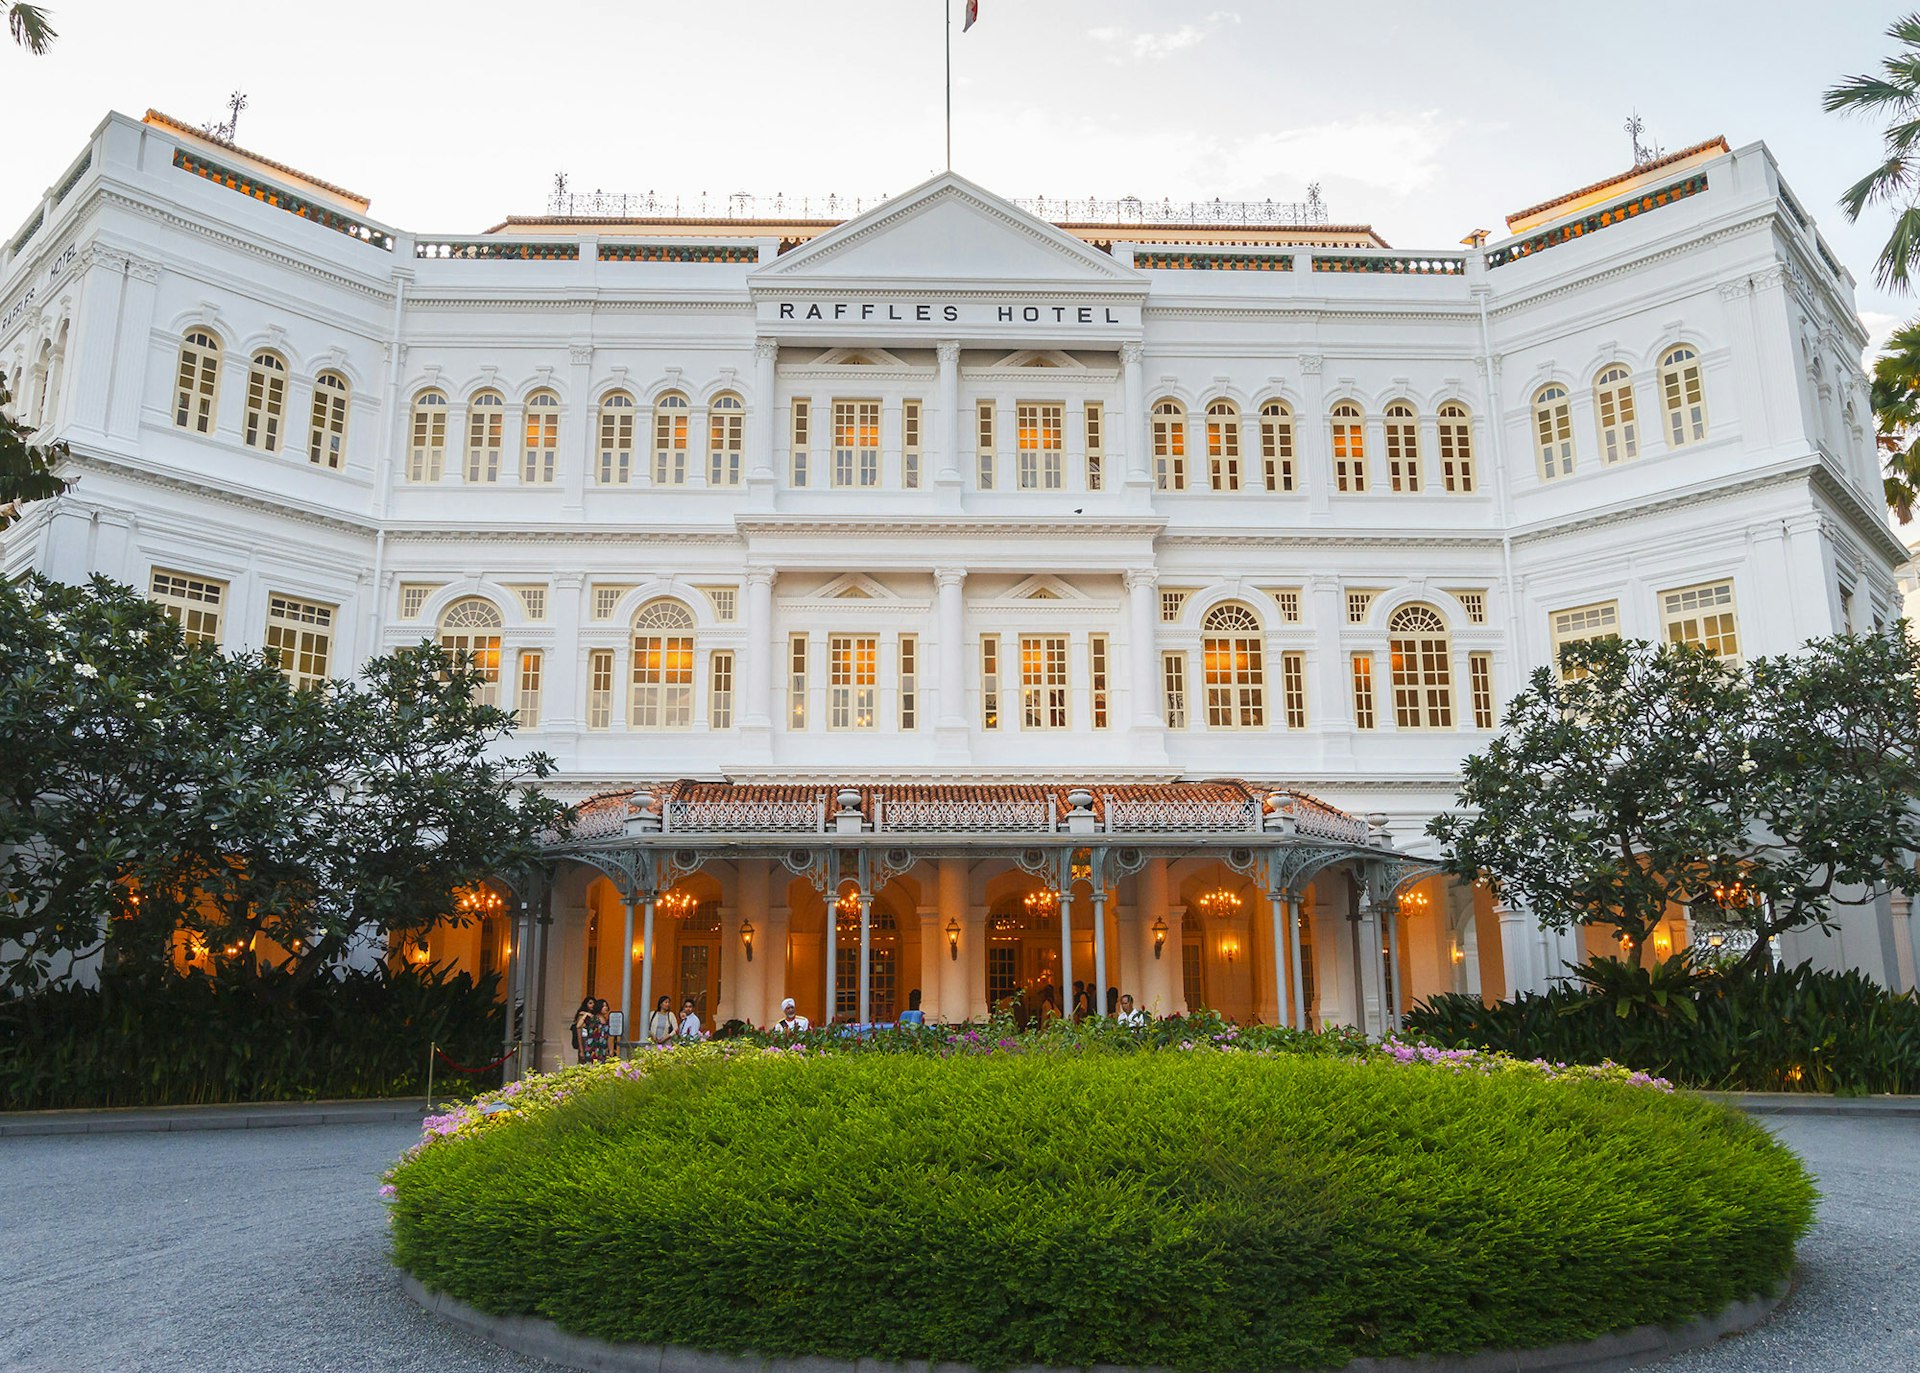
[569,996,596,1064]
[1116,993,1147,1028]
[579,999,611,1063]
[897,988,926,1027]
[773,997,810,1033]
[677,996,704,1040]
[648,994,676,1045]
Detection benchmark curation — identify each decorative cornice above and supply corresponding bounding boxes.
[61,448,375,536]
[103,189,393,302]
[736,515,1167,538]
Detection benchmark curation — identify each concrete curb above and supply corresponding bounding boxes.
[0,1097,430,1137]
[399,1271,1790,1373]
[1698,1091,1920,1117]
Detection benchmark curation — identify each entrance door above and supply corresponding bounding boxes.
[679,943,711,1020]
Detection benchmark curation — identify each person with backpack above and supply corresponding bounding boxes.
[569,996,595,1064]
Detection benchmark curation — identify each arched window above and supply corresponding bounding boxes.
[1259,400,1295,493]
[1660,346,1707,446]
[632,598,695,729]
[653,391,690,485]
[438,597,503,708]
[242,351,287,452]
[708,392,744,486]
[174,330,221,434]
[1533,385,1574,480]
[409,389,447,483]
[522,389,560,484]
[1151,399,1186,491]
[1388,604,1453,729]
[1384,400,1420,492]
[1436,402,1474,492]
[1331,401,1367,492]
[466,389,504,483]
[1206,399,1241,492]
[1593,365,1638,465]
[598,390,635,484]
[308,371,349,468]
[1201,602,1265,728]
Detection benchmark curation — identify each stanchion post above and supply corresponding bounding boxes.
[425,1041,436,1113]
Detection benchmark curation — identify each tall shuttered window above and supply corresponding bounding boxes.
[1437,402,1474,492]
[899,635,918,730]
[1016,401,1064,490]
[1661,346,1708,447]
[174,331,221,434]
[1384,401,1419,492]
[1331,401,1367,492]
[976,400,996,490]
[308,371,349,469]
[517,650,543,729]
[243,352,287,453]
[1281,651,1307,729]
[1388,605,1453,729]
[1085,402,1104,491]
[981,635,1001,729]
[1019,635,1070,729]
[1260,400,1295,492]
[708,651,734,729]
[1534,385,1575,480]
[829,635,878,730]
[522,389,560,484]
[708,393,744,486]
[788,634,809,729]
[587,649,614,730]
[466,390,505,483]
[1089,634,1110,729]
[1468,652,1495,729]
[1202,603,1265,728]
[148,568,225,647]
[790,398,810,487]
[409,390,447,483]
[1206,399,1241,492]
[653,392,690,485]
[263,594,333,691]
[631,599,695,729]
[834,400,880,488]
[598,391,635,484]
[1162,651,1188,729]
[1351,653,1376,730]
[902,400,922,489]
[1594,366,1639,465]
[438,599,503,708]
[1152,399,1186,491]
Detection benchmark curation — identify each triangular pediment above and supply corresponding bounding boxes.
[810,573,898,602]
[993,349,1088,371]
[1005,574,1089,602]
[754,173,1142,286]
[815,346,909,368]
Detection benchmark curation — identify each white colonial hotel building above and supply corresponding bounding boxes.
[3,112,1914,1065]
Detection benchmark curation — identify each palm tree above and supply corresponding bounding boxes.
[1824,12,1920,291]
[5,3,57,54]
[1871,322,1920,523]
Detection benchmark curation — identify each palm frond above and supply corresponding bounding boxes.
[6,4,58,55]
[1823,73,1920,115]
[1838,157,1915,221]
[1876,206,1920,291]
[1888,11,1920,47]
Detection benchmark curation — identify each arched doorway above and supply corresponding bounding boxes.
[831,883,903,1022]
[985,885,1067,1015]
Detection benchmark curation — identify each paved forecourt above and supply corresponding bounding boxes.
[0,1112,1913,1372]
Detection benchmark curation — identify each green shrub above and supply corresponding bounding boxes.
[388,1047,1812,1371]
[0,961,506,1109]
[1407,957,1920,1093]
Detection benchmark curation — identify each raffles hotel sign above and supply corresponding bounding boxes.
[756,295,1142,336]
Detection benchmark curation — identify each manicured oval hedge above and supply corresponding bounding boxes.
[388,1050,1813,1372]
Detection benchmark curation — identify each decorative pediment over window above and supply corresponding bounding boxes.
[1005,574,1088,602]
[811,572,898,602]
[993,349,1088,371]
[814,346,910,369]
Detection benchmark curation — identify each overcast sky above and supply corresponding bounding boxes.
[1,1,1913,344]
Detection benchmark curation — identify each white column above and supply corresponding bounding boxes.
[749,338,777,486]
[1139,858,1175,1018]
[935,339,962,494]
[737,860,770,1027]
[1091,884,1109,1017]
[857,889,873,1026]
[621,895,638,1048]
[564,344,592,516]
[1286,893,1307,1030]
[742,566,775,732]
[917,906,942,1022]
[938,858,969,1021]
[823,888,839,1024]
[1119,340,1148,487]
[1125,569,1167,766]
[935,565,968,757]
[1496,901,1535,1000]
[1269,891,1289,1031]
[108,256,160,440]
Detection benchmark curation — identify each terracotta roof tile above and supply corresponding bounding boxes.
[1504,136,1729,231]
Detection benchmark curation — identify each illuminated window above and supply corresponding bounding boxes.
[264,594,334,691]
[1350,654,1376,730]
[1162,651,1188,729]
[398,583,438,620]
[438,598,503,708]
[829,635,878,730]
[308,371,349,469]
[1260,400,1295,493]
[1534,385,1574,480]
[788,634,809,729]
[1389,604,1453,729]
[1331,401,1367,492]
[597,390,635,484]
[791,398,810,487]
[1594,366,1639,464]
[1019,635,1070,729]
[587,649,614,730]
[1273,588,1302,623]
[631,598,695,729]
[1090,633,1110,729]
[1017,401,1064,490]
[241,351,287,453]
[708,392,744,486]
[899,634,918,730]
[653,391,690,485]
[980,635,1001,729]
[902,399,922,490]
[1437,402,1474,492]
[1346,589,1377,625]
[1660,346,1708,447]
[408,389,447,483]
[1202,602,1264,728]
[1661,580,1738,662]
[517,650,543,729]
[148,568,225,646]
[522,389,560,484]
[834,400,880,487]
[709,651,733,729]
[1085,402,1104,490]
[976,399,996,489]
[1551,601,1620,679]
[1206,399,1241,492]
[1281,651,1307,729]
[1160,588,1191,623]
[174,330,221,434]
[1468,652,1494,729]
[466,389,505,483]
[1383,401,1420,492]
[1152,399,1187,491]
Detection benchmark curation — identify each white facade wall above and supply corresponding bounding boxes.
[3,113,1912,993]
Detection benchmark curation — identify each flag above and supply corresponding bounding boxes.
[964,0,978,31]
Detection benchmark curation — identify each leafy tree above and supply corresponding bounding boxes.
[1825,12,1920,292]
[0,372,71,531]
[1871,321,1920,522]
[1428,631,1920,969]
[4,3,56,54]
[0,574,569,994]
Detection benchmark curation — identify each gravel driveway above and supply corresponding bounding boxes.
[0,1111,1912,1372]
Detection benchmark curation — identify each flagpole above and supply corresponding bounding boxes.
[945,0,953,171]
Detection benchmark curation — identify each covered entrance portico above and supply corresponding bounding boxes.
[503,780,1440,1072]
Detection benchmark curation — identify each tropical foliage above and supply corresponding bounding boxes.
[0,370,70,531]
[1870,321,1920,521]
[3,3,56,55]
[387,1043,1810,1372]
[1409,957,1920,1095]
[1428,630,1920,962]
[1824,12,1920,292]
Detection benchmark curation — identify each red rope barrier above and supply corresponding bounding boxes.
[431,1043,520,1075]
